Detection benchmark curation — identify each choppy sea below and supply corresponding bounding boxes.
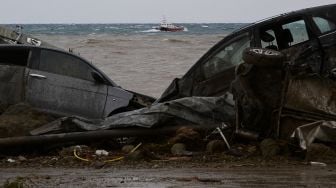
[4,23,247,35]
[3,23,248,97]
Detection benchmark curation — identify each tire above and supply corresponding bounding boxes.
[242,47,285,67]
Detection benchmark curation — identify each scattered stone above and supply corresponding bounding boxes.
[169,127,201,149]
[18,156,27,162]
[227,148,244,157]
[260,139,280,158]
[93,161,106,169]
[122,145,135,153]
[171,143,193,156]
[152,164,159,168]
[247,145,257,154]
[206,140,226,154]
[126,150,144,161]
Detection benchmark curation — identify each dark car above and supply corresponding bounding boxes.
[0,45,154,120]
[157,4,336,102]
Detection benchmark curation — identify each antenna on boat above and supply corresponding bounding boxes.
[161,15,167,24]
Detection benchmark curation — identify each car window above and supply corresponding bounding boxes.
[203,33,250,79]
[39,50,94,81]
[282,20,309,46]
[0,49,29,66]
[313,17,336,34]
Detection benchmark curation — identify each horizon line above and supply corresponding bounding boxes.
[0,22,251,25]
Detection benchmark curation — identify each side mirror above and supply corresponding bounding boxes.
[91,72,105,84]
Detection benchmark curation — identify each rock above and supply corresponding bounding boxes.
[247,145,257,154]
[227,148,244,157]
[169,127,201,149]
[260,139,280,158]
[126,150,144,161]
[18,156,27,162]
[206,140,226,154]
[171,143,193,156]
[122,145,135,153]
[93,161,106,169]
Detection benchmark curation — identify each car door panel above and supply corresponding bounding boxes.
[26,69,108,119]
[103,86,134,117]
[0,65,26,105]
[318,31,336,75]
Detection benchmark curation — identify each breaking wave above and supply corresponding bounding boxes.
[140,29,160,33]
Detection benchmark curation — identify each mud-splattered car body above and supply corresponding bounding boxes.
[156,4,336,142]
[157,4,336,102]
[0,44,154,120]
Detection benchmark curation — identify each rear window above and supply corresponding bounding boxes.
[0,49,29,66]
[312,7,336,34]
[313,17,336,34]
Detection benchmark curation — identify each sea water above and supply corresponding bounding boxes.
[4,23,248,97]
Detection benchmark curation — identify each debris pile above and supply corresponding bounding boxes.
[1,47,336,166]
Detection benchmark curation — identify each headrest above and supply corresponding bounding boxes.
[282,29,293,43]
[260,31,275,42]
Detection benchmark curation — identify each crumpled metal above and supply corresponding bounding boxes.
[32,95,235,135]
[291,121,336,150]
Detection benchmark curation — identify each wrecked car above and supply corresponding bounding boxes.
[155,4,336,147]
[157,4,336,102]
[0,44,154,120]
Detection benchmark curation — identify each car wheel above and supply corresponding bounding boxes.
[242,47,285,67]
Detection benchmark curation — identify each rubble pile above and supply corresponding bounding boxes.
[1,47,336,167]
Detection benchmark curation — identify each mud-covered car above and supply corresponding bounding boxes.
[158,4,336,102]
[0,44,154,120]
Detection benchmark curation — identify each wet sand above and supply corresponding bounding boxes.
[1,165,335,187]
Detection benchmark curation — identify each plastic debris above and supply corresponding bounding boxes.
[310,161,327,167]
[95,150,109,156]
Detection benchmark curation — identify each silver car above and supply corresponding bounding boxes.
[0,44,153,119]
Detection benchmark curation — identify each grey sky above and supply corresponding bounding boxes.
[1,0,336,23]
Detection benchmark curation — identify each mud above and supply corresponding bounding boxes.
[1,165,335,187]
[0,104,55,138]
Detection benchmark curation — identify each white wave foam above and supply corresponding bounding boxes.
[183,27,188,32]
[105,26,119,29]
[201,25,209,28]
[141,29,160,33]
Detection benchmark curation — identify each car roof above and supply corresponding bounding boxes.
[231,3,336,35]
[0,44,83,60]
[0,44,118,86]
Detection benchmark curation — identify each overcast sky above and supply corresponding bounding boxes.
[1,0,336,24]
